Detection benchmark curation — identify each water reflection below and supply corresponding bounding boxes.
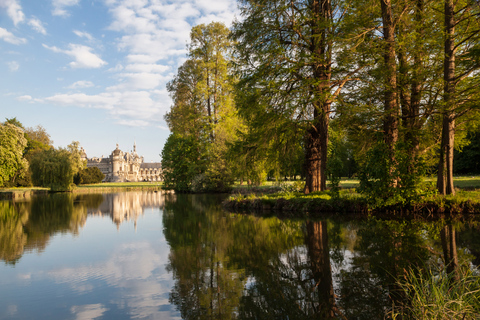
[0,192,166,265]
[88,192,166,229]
[1,192,479,319]
[164,194,480,319]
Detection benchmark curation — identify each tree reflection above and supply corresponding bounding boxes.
[440,223,459,281]
[337,219,432,319]
[0,193,103,264]
[163,194,305,319]
[239,220,340,319]
[164,194,246,319]
[0,202,29,264]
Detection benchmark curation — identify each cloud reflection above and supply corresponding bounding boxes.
[47,240,179,319]
[71,304,108,320]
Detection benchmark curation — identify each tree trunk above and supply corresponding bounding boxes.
[304,0,332,194]
[408,0,424,159]
[381,0,399,162]
[306,220,335,318]
[437,0,456,195]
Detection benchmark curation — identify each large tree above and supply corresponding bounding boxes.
[437,0,480,195]
[232,0,359,193]
[163,22,240,192]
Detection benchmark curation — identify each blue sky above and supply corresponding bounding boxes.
[0,0,237,162]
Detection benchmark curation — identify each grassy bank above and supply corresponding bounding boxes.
[0,182,164,198]
[224,187,480,218]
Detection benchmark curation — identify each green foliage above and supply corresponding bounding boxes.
[358,140,436,207]
[455,125,480,175]
[74,167,105,185]
[164,22,240,192]
[29,148,76,192]
[161,134,202,192]
[0,123,28,187]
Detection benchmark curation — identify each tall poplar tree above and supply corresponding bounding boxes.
[163,22,240,191]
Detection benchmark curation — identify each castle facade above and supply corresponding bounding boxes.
[82,143,162,182]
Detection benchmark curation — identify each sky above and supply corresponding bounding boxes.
[0,0,238,162]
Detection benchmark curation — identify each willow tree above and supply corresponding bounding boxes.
[233,0,360,193]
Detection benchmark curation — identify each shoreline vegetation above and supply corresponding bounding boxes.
[0,182,164,200]
[223,177,480,219]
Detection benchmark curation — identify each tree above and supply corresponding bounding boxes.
[74,167,105,185]
[437,0,480,195]
[161,134,203,192]
[232,0,361,193]
[23,125,53,161]
[0,122,28,187]
[29,144,84,192]
[164,22,240,192]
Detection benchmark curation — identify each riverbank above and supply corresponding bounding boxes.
[223,189,480,219]
[0,182,164,199]
[0,188,49,200]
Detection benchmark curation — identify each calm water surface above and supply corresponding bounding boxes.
[1,191,479,319]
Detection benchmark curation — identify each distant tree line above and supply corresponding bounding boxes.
[0,118,104,191]
[161,0,480,201]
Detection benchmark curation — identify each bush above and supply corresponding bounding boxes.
[358,140,436,208]
[74,167,105,185]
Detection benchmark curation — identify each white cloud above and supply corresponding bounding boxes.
[52,0,80,17]
[7,60,19,71]
[124,63,169,73]
[0,27,26,44]
[0,0,25,25]
[117,119,150,127]
[73,30,93,41]
[108,63,124,72]
[41,92,116,109]
[110,72,167,90]
[28,17,47,34]
[17,95,33,101]
[67,80,95,89]
[43,43,107,68]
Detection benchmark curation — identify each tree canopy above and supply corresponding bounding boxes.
[0,122,28,187]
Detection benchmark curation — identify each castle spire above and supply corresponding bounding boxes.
[133,141,137,152]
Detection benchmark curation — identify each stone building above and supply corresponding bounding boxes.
[82,143,162,182]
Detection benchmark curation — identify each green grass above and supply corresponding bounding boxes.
[0,187,49,192]
[234,176,480,190]
[391,266,480,319]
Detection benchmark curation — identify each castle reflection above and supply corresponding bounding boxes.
[88,192,167,230]
[0,191,168,264]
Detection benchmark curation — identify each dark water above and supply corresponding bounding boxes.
[1,192,479,319]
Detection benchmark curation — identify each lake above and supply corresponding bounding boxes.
[1,191,479,319]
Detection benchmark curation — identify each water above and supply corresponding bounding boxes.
[1,191,479,319]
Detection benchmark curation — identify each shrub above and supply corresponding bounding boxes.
[74,167,105,185]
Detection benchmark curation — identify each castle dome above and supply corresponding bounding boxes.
[112,143,122,156]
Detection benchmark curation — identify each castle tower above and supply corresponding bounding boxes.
[111,144,123,182]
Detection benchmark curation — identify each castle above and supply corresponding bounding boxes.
[82,143,162,182]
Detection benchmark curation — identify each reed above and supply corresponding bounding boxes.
[391,265,480,319]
